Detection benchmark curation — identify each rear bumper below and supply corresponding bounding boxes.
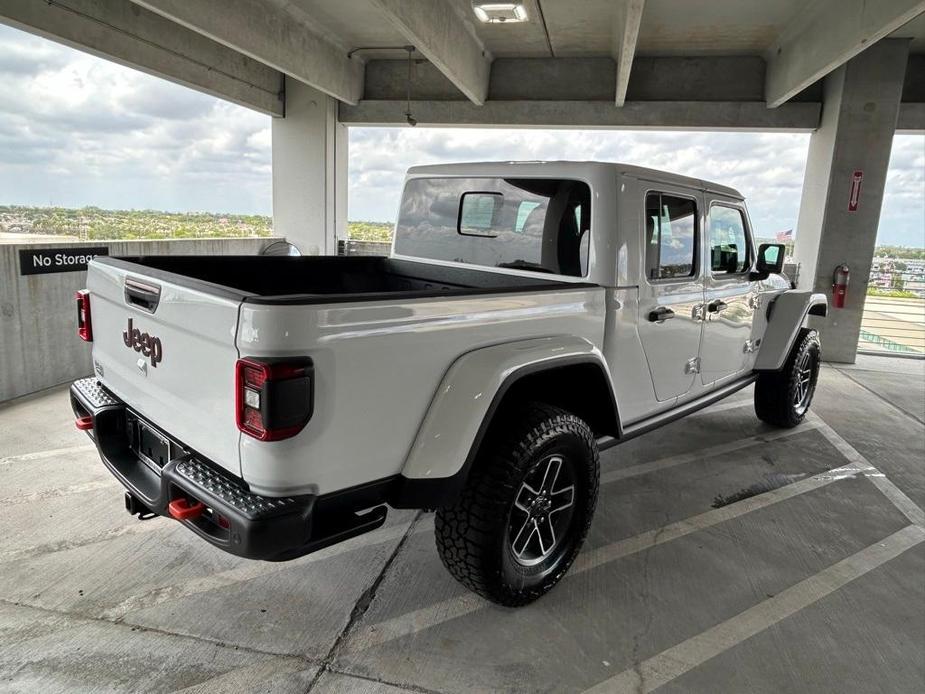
[69,377,386,561]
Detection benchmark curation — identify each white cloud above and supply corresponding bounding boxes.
[880,135,925,248]
[350,127,924,246]
[348,127,813,239]
[0,22,921,247]
[0,24,271,214]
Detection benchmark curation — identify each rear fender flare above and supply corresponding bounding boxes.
[754,291,827,371]
[399,336,617,488]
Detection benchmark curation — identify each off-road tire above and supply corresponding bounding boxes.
[435,403,599,607]
[755,328,821,428]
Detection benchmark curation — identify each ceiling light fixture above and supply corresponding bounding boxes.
[472,2,528,24]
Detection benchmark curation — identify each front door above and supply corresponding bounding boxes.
[700,200,758,385]
[637,189,705,402]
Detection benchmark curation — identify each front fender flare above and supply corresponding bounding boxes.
[754,291,827,371]
[398,336,614,494]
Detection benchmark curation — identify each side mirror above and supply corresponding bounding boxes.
[751,243,785,280]
[261,240,302,256]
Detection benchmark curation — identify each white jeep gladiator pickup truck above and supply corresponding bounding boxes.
[71,162,827,606]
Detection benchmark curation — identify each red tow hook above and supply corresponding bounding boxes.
[168,498,205,521]
[75,415,94,431]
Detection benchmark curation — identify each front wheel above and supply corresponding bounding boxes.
[435,403,599,606]
[754,327,821,428]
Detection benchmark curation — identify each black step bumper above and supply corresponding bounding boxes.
[69,377,386,561]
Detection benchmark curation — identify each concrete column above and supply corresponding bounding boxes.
[793,39,910,363]
[272,77,348,254]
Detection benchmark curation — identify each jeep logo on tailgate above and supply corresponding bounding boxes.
[123,318,163,367]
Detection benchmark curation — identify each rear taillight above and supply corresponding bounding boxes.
[235,357,314,441]
[75,290,92,341]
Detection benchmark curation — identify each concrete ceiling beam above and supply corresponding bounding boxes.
[765,0,925,108]
[339,100,821,131]
[131,0,364,105]
[612,0,645,107]
[369,0,491,105]
[897,103,925,132]
[364,56,786,104]
[0,0,284,116]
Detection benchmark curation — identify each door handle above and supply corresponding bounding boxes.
[707,299,728,313]
[648,306,675,323]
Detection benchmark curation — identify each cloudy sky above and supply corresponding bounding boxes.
[1,23,922,246]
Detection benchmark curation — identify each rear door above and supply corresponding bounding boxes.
[700,199,758,385]
[86,259,243,475]
[637,187,705,402]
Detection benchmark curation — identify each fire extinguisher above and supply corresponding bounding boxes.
[832,264,850,309]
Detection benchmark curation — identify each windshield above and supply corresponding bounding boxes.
[393,177,591,277]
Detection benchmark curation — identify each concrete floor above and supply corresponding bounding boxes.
[0,358,923,693]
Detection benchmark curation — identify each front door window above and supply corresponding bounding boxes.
[708,206,750,276]
[700,202,757,385]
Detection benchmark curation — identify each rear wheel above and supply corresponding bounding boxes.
[435,403,599,606]
[755,328,820,428]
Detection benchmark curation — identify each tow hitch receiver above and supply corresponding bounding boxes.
[75,415,94,430]
[124,492,156,519]
[168,498,205,521]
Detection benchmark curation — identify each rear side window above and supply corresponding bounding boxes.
[394,177,591,277]
[459,192,502,235]
[645,193,698,281]
[709,205,750,274]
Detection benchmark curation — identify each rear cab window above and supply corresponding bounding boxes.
[393,177,591,277]
[644,193,698,282]
[708,204,751,275]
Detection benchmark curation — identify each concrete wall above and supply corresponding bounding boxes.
[337,239,391,256]
[0,237,278,403]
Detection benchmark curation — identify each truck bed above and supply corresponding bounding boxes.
[85,251,605,496]
[96,255,582,304]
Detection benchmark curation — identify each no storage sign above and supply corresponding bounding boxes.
[19,247,109,276]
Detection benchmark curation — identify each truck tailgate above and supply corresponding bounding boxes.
[86,259,243,476]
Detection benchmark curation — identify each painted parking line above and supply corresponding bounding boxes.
[69,420,799,620]
[103,517,435,621]
[813,420,925,528]
[0,516,169,563]
[170,656,315,694]
[583,524,925,693]
[0,443,95,465]
[575,458,864,572]
[0,479,115,506]
[0,403,764,589]
[688,398,752,417]
[351,459,873,651]
[602,420,821,483]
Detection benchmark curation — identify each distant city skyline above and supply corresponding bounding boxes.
[0,23,922,247]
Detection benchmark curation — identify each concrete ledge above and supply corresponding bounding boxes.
[337,239,390,256]
[0,237,280,402]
